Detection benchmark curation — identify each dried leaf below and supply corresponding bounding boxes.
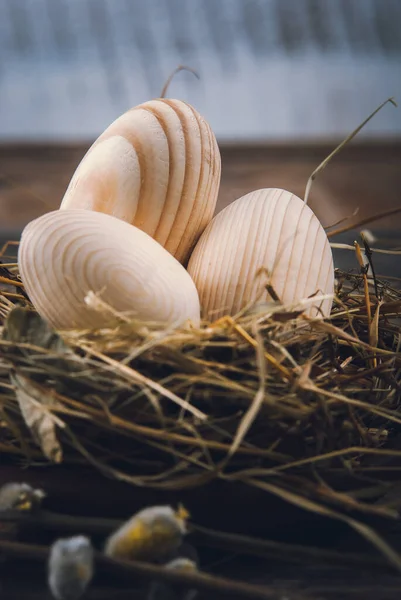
[3,306,68,353]
[11,372,64,463]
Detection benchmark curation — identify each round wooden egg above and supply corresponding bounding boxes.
[18,209,201,330]
[187,188,334,320]
[60,99,221,265]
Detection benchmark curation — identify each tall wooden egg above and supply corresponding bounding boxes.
[60,99,221,265]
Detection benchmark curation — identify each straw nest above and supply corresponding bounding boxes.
[0,237,401,524]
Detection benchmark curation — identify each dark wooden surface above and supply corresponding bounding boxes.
[0,141,400,236]
[0,141,401,598]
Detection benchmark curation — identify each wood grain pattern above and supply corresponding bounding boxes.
[188,188,334,319]
[60,99,221,265]
[18,209,201,329]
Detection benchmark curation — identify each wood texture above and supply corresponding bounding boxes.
[60,99,221,264]
[19,209,201,330]
[188,188,334,319]
[0,142,400,237]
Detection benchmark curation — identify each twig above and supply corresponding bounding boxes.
[0,509,396,573]
[354,241,375,367]
[0,539,297,600]
[327,206,401,238]
[243,477,401,574]
[160,65,200,98]
[79,344,206,420]
[324,207,360,230]
[213,316,292,381]
[330,242,401,255]
[0,276,24,288]
[0,241,19,259]
[360,232,379,299]
[190,524,394,572]
[304,97,397,206]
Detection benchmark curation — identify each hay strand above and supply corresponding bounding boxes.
[304,97,397,206]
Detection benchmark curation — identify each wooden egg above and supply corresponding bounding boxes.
[18,209,201,330]
[60,99,221,265]
[187,188,334,320]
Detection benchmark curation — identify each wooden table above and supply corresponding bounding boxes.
[0,142,400,236]
[0,141,401,598]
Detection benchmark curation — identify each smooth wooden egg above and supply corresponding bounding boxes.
[187,188,334,320]
[18,210,201,330]
[60,99,221,265]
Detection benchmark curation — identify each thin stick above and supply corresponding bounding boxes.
[46,383,288,460]
[304,97,397,206]
[0,539,296,600]
[213,316,292,381]
[1,509,394,572]
[226,328,266,461]
[324,207,360,230]
[160,65,200,98]
[191,523,393,571]
[79,344,206,421]
[0,292,26,300]
[0,276,24,288]
[360,232,379,299]
[327,206,401,238]
[354,241,372,331]
[0,241,19,259]
[330,242,401,255]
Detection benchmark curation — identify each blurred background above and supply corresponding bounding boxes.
[0,0,400,258]
[0,0,400,141]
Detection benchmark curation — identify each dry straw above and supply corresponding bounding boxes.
[0,96,401,579]
[1,246,401,564]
